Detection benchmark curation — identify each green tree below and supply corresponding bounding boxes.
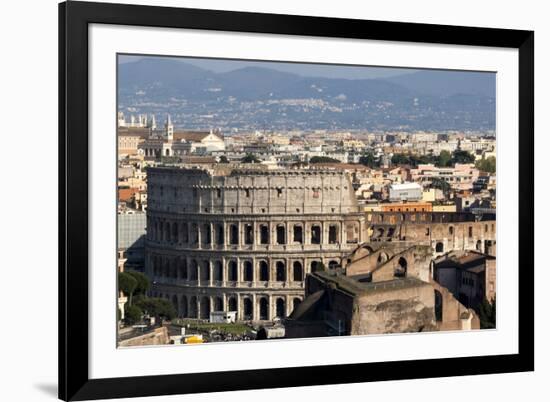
[118,272,137,306]
[124,305,143,325]
[437,150,452,167]
[126,271,150,296]
[475,156,496,174]
[451,149,475,164]
[136,298,177,321]
[391,153,411,166]
[478,297,496,329]
[359,152,377,168]
[309,156,341,164]
[431,177,451,197]
[241,153,261,163]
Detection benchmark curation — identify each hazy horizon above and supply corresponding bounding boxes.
[118,54,429,80]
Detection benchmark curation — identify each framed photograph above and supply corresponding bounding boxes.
[59,1,534,400]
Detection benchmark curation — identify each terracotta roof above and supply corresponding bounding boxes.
[118,188,139,202]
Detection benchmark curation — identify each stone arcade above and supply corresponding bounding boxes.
[144,166,366,322]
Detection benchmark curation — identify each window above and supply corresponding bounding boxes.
[230,224,239,245]
[468,226,473,238]
[244,224,253,245]
[216,188,221,198]
[203,224,211,245]
[259,261,269,281]
[293,225,303,244]
[228,261,238,281]
[276,261,286,282]
[425,227,430,236]
[293,261,303,281]
[277,188,282,197]
[311,225,321,244]
[245,189,250,198]
[449,226,454,235]
[329,225,338,244]
[260,224,269,244]
[395,257,407,278]
[276,225,285,245]
[243,261,253,282]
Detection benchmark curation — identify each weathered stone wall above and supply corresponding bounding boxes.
[432,280,480,331]
[345,244,432,283]
[366,212,496,257]
[351,282,436,335]
[119,326,169,347]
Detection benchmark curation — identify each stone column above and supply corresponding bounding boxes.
[252,293,258,321]
[207,260,212,287]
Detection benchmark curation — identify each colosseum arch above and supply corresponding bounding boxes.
[293,261,303,281]
[311,260,322,273]
[189,260,198,281]
[213,261,223,282]
[181,222,189,243]
[229,224,239,245]
[311,224,321,244]
[259,297,269,320]
[276,224,286,245]
[259,260,269,281]
[259,224,269,244]
[243,298,253,320]
[178,259,188,280]
[202,224,211,245]
[200,297,210,319]
[214,296,223,312]
[180,296,188,317]
[191,223,199,244]
[275,298,286,318]
[293,224,303,244]
[395,257,408,278]
[171,295,178,313]
[189,296,198,318]
[377,252,389,265]
[435,242,444,253]
[328,225,338,244]
[215,224,224,245]
[292,297,302,312]
[170,259,178,278]
[243,261,253,282]
[276,261,286,282]
[172,223,178,242]
[328,260,339,269]
[228,260,238,281]
[200,261,210,282]
[165,222,171,242]
[228,296,237,312]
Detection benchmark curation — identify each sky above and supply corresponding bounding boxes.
[118,54,422,79]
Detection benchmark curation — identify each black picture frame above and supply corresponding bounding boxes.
[59,1,534,400]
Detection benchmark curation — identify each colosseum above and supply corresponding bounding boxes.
[144,166,367,322]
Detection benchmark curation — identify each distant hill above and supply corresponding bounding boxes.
[385,70,496,98]
[117,58,496,131]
